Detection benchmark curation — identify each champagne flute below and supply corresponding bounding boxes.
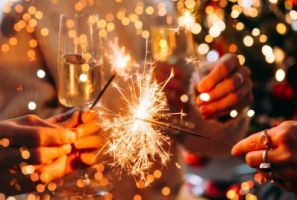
[55,14,111,199]
[150,26,187,64]
[58,14,102,107]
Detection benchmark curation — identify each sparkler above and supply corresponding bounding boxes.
[178,10,199,61]
[137,118,234,147]
[104,66,232,179]
[104,67,174,179]
[89,38,133,111]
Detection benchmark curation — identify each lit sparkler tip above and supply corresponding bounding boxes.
[178,10,196,31]
[169,68,175,79]
[107,38,133,77]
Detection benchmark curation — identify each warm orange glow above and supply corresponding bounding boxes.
[162,187,171,196]
[29,39,38,48]
[40,28,49,36]
[27,50,36,59]
[133,195,142,200]
[229,44,238,53]
[30,173,39,182]
[28,6,37,15]
[153,170,162,179]
[1,44,10,53]
[66,19,74,29]
[36,184,45,193]
[146,174,155,184]
[2,138,10,147]
[136,180,146,189]
[47,183,57,191]
[15,4,24,13]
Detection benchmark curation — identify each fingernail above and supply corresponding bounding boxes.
[75,127,84,138]
[74,141,81,149]
[62,144,72,154]
[231,147,240,156]
[66,130,76,142]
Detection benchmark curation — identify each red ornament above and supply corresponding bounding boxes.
[272,82,294,100]
[183,151,210,168]
[205,181,226,198]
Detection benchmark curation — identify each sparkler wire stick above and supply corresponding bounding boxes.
[187,30,199,60]
[138,118,234,147]
[89,73,116,111]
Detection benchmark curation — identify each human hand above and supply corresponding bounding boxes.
[47,108,103,172]
[0,114,76,168]
[195,54,253,119]
[231,121,297,191]
[0,114,76,195]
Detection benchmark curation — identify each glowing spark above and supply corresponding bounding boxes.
[89,38,135,111]
[104,68,173,179]
[178,10,196,31]
[106,37,134,78]
[185,56,199,64]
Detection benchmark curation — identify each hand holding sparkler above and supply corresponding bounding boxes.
[195,54,253,119]
[104,66,234,180]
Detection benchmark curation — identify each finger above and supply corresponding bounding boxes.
[198,81,251,117]
[75,120,100,138]
[30,145,72,165]
[58,111,81,129]
[80,152,98,166]
[196,67,250,105]
[46,108,78,124]
[81,110,98,123]
[0,145,72,167]
[198,54,240,93]
[64,153,87,173]
[231,128,278,156]
[74,135,104,149]
[6,125,76,147]
[16,115,58,128]
[244,148,284,168]
[38,155,67,183]
[200,93,253,119]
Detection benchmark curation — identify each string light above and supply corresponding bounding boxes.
[247,109,255,118]
[37,69,46,79]
[199,93,210,102]
[28,101,37,110]
[230,110,238,118]
[275,69,286,82]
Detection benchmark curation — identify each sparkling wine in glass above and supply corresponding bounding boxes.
[58,15,102,108]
